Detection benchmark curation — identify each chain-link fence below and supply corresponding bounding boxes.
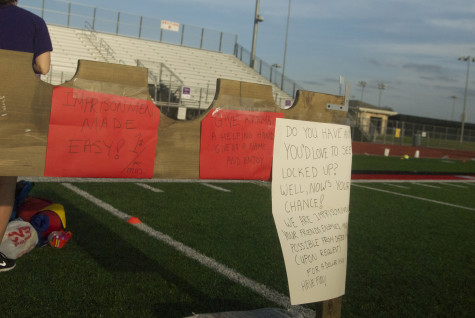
[351,119,475,150]
[21,0,300,116]
[21,0,238,54]
[234,44,303,100]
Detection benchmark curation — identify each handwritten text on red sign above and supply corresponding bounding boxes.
[200,109,284,180]
[45,87,160,178]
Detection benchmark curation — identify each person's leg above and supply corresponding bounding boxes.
[0,176,17,271]
[0,176,17,239]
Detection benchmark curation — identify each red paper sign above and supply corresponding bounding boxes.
[45,87,160,178]
[200,109,284,180]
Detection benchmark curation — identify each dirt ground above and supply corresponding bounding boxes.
[352,141,475,161]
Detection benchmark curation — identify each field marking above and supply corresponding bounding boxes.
[438,182,467,188]
[252,181,272,189]
[353,184,475,211]
[411,182,440,189]
[60,183,313,318]
[201,183,231,192]
[381,182,410,189]
[135,183,164,193]
[21,177,259,184]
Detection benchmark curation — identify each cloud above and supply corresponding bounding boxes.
[368,58,381,67]
[302,80,324,86]
[428,19,475,32]
[322,77,340,84]
[419,75,457,82]
[403,63,443,74]
[362,43,475,59]
[402,63,459,83]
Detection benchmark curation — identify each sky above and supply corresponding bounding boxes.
[43,0,475,123]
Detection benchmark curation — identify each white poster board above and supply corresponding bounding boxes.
[272,118,352,305]
[161,19,180,32]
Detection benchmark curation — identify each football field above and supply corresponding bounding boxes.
[1,175,474,318]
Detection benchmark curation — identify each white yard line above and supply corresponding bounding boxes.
[60,183,313,318]
[135,183,164,193]
[352,184,475,211]
[458,175,475,181]
[252,181,272,189]
[201,183,231,192]
[381,182,410,189]
[411,182,440,189]
[438,182,467,188]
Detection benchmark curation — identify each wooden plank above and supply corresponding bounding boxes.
[315,297,342,318]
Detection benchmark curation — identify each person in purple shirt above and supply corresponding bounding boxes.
[0,0,53,272]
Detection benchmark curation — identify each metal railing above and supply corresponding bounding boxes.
[136,59,216,119]
[44,67,75,85]
[83,21,123,64]
[137,59,182,104]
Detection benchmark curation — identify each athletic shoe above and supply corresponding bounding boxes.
[0,252,15,272]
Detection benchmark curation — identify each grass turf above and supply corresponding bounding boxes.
[1,157,474,317]
[352,155,475,174]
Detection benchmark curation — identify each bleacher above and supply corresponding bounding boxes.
[45,24,293,117]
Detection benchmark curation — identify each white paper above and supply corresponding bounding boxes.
[271,118,352,305]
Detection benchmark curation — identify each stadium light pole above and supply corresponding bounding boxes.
[250,0,264,69]
[281,0,291,90]
[450,95,458,121]
[458,56,474,143]
[377,82,386,106]
[358,81,367,102]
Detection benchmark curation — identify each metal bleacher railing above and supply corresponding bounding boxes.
[20,0,303,102]
[83,21,124,65]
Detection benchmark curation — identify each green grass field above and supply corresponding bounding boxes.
[1,157,474,317]
[352,155,475,173]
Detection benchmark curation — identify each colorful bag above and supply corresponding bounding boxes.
[0,219,39,259]
[18,197,67,246]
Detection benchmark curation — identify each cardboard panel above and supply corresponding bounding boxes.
[155,79,282,179]
[0,52,348,185]
[1,52,347,317]
[285,90,347,124]
[0,49,53,176]
[62,59,150,99]
[154,115,201,179]
[212,78,278,111]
